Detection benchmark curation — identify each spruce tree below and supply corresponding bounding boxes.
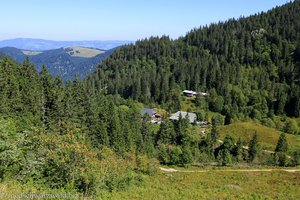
[275,133,288,153]
[275,133,289,166]
[39,65,55,129]
[248,133,260,162]
[211,118,219,144]
[156,118,175,145]
[234,138,243,162]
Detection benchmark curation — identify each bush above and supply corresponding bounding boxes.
[196,111,205,121]
[217,149,232,166]
[198,152,213,163]
[250,109,262,120]
[169,146,183,165]
[291,149,300,166]
[181,146,193,164]
[284,119,298,134]
[274,152,289,167]
[0,122,146,197]
[136,155,159,176]
[157,144,170,164]
[261,118,276,128]
[212,114,224,126]
[0,118,26,180]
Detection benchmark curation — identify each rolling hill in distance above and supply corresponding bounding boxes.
[0,46,115,80]
[0,38,131,80]
[0,38,132,51]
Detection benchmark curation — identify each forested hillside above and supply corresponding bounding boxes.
[87,0,300,119]
[0,57,160,197]
[0,46,115,80]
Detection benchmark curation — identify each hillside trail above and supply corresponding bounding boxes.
[216,139,292,158]
[159,167,300,173]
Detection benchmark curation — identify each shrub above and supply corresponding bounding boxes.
[136,155,159,176]
[284,119,298,134]
[291,149,300,166]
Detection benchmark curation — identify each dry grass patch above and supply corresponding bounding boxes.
[64,46,104,57]
[107,170,300,200]
[219,121,300,152]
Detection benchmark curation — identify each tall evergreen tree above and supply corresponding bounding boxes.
[234,138,244,162]
[248,133,260,162]
[275,133,288,153]
[211,118,219,144]
[274,133,289,166]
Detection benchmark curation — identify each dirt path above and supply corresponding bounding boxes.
[159,167,300,173]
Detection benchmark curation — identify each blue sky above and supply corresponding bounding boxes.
[0,0,290,41]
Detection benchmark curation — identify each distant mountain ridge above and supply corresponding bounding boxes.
[0,46,115,81]
[0,38,132,51]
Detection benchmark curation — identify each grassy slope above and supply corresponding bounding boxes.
[219,121,300,152]
[3,170,299,199]
[180,96,300,152]
[65,46,104,58]
[108,170,300,200]
[181,96,196,111]
[22,50,42,55]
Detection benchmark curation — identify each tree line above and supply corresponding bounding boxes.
[86,0,300,123]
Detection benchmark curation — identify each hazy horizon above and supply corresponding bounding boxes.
[0,38,133,42]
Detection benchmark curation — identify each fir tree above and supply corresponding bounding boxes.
[275,133,288,153]
[248,133,260,162]
[275,133,289,166]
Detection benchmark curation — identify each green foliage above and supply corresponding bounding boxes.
[234,138,244,162]
[284,119,299,134]
[219,120,300,152]
[0,118,24,179]
[212,114,224,126]
[275,133,288,153]
[248,133,260,162]
[157,144,170,164]
[84,1,300,120]
[211,119,219,143]
[217,149,232,166]
[169,146,183,165]
[274,152,289,167]
[107,169,300,200]
[291,149,300,166]
[0,57,161,196]
[0,120,153,196]
[274,133,289,166]
[200,133,215,161]
[156,119,175,145]
[181,146,193,164]
[208,89,224,113]
[216,135,238,165]
[0,46,114,81]
[136,155,159,176]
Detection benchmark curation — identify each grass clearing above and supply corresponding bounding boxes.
[22,50,42,55]
[64,46,104,57]
[181,96,196,111]
[2,167,299,199]
[219,121,300,152]
[107,169,300,199]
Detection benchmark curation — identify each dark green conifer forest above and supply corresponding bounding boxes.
[87,0,300,118]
